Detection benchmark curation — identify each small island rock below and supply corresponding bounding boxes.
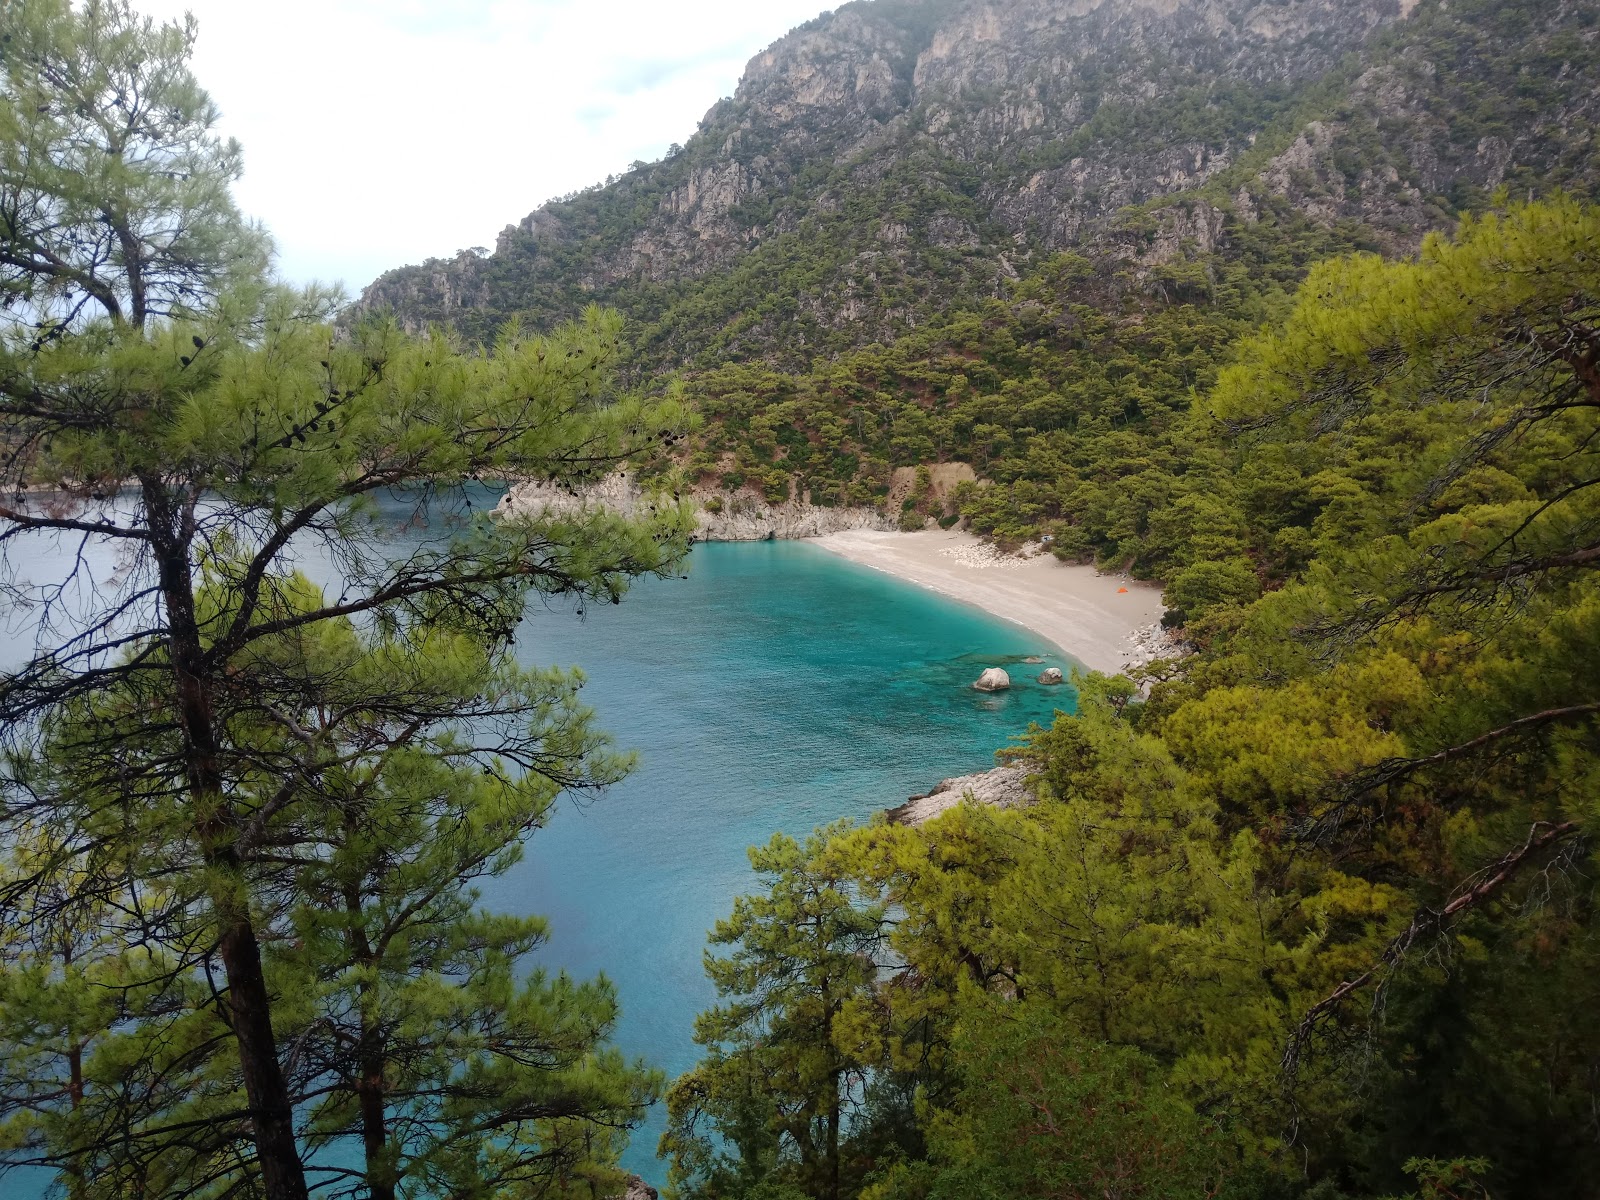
[973,667,1011,692]
[1037,667,1064,685]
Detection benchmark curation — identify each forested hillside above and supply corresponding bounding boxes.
[362,0,1599,371]
[662,197,1600,1200]
[362,0,1600,573]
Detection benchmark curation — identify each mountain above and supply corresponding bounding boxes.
[358,0,1599,370]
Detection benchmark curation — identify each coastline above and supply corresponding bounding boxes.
[809,528,1166,676]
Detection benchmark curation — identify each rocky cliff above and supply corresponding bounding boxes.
[495,472,896,541]
[886,763,1035,825]
[359,0,1599,370]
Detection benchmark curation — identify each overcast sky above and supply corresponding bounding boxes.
[134,1,830,294]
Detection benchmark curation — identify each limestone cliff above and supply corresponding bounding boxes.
[494,472,895,542]
[886,763,1034,825]
[359,0,1599,368]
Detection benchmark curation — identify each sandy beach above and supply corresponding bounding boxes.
[809,529,1166,675]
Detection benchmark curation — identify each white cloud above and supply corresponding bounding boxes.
[131,1,831,293]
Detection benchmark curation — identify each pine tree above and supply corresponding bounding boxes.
[0,3,695,1196]
[662,826,887,1200]
[257,600,661,1200]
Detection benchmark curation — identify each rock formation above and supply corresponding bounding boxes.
[1037,666,1064,685]
[887,763,1034,826]
[972,667,1011,692]
[493,472,895,542]
[1122,621,1183,671]
[359,0,1600,367]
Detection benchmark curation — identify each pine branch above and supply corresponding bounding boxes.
[1283,819,1581,1077]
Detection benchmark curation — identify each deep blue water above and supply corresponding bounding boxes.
[1,495,1077,1189]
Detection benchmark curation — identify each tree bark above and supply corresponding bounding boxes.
[822,971,841,1200]
[355,1025,395,1200]
[215,917,309,1200]
[827,1076,841,1200]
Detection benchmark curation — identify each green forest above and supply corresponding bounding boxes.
[3,2,1600,1200]
[660,198,1600,1200]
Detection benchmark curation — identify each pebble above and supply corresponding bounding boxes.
[936,543,1028,570]
[1121,620,1183,671]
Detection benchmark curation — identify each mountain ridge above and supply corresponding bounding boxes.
[358,0,1599,372]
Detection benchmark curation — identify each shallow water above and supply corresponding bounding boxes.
[497,537,1077,1181]
[1,494,1078,1188]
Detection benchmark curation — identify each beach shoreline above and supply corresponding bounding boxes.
[808,528,1166,676]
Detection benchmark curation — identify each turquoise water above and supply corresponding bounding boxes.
[493,537,1076,1182]
[1,499,1078,1189]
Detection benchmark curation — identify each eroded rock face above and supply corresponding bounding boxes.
[493,472,894,542]
[359,0,1600,360]
[1123,620,1183,671]
[973,667,1011,692]
[887,763,1034,826]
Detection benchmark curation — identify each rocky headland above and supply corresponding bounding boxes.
[495,472,894,542]
[887,763,1035,826]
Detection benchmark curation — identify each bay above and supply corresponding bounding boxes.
[496,536,1077,1182]
[0,493,1078,1189]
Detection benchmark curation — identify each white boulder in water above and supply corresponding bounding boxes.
[973,667,1011,692]
[1037,667,1064,685]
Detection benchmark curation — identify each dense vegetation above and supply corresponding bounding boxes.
[6,1,1600,1199]
[0,4,690,1198]
[663,197,1600,1200]
[672,197,1382,614]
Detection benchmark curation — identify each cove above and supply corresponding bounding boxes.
[492,537,1079,1183]
[0,495,1079,1190]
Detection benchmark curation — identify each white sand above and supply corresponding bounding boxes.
[809,529,1165,675]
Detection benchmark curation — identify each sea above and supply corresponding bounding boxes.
[1,489,1079,1189]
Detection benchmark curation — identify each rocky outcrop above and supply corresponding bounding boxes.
[887,462,977,514]
[494,472,894,542]
[609,1176,657,1200]
[693,497,893,541]
[887,764,1034,826]
[972,667,1011,692]
[358,0,1599,360]
[1122,620,1183,672]
[1037,666,1064,685]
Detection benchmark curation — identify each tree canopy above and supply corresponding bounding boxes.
[0,4,692,1198]
[666,198,1600,1200]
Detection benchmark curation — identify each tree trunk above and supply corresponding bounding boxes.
[356,1050,395,1200]
[345,876,397,1200]
[66,1031,85,1200]
[820,968,841,1200]
[827,1076,841,1200]
[216,916,310,1200]
[146,481,310,1200]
